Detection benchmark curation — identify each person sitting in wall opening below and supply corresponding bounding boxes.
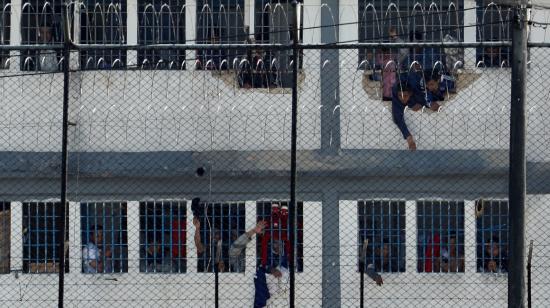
[423,73,445,110]
[479,235,508,273]
[82,225,112,273]
[407,65,443,112]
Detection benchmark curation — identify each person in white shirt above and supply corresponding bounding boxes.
[82,225,112,273]
[38,26,58,72]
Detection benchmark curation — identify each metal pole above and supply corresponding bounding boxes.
[359,239,367,308]
[508,2,528,308]
[214,261,219,308]
[57,5,71,308]
[527,240,533,308]
[289,1,299,307]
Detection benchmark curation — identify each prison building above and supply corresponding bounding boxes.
[0,0,550,307]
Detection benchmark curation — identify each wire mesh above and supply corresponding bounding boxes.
[0,2,549,307]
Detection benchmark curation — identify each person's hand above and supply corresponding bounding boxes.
[430,102,441,112]
[375,275,383,286]
[487,260,497,272]
[193,217,200,229]
[406,135,417,151]
[271,269,282,278]
[411,104,422,112]
[255,221,267,234]
[218,261,225,273]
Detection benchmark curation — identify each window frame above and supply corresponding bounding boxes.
[357,199,406,274]
[357,0,465,70]
[416,199,465,273]
[195,0,246,71]
[22,201,69,274]
[79,0,127,70]
[139,200,187,273]
[0,0,10,69]
[256,200,304,273]
[0,201,10,274]
[476,0,512,68]
[195,201,246,273]
[137,0,186,70]
[20,0,65,71]
[475,199,508,273]
[80,201,128,274]
[250,0,303,88]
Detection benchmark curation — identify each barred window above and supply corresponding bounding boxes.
[0,0,10,69]
[80,0,127,69]
[0,202,10,274]
[417,200,465,273]
[22,202,69,273]
[476,199,508,273]
[138,0,185,69]
[252,0,302,88]
[20,0,64,71]
[358,0,464,70]
[139,201,187,273]
[196,0,246,70]
[476,1,511,67]
[256,201,303,272]
[358,200,405,273]
[195,201,246,272]
[81,202,128,274]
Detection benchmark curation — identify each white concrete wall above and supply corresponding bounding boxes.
[1,66,549,162]
[0,196,547,307]
[0,4,549,160]
[0,199,321,307]
[339,195,550,308]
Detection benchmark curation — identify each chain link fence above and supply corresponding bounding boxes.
[0,11,550,308]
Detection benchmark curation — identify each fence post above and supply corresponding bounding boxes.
[57,3,72,307]
[290,1,299,307]
[508,2,529,308]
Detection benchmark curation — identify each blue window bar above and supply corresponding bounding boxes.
[80,0,127,69]
[22,202,69,273]
[20,0,65,71]
[195,201,246,272]
[417,200,465,273]
[138,0,186,69]
[0,201,10,274]
[139,200,187,273]
[476,0,512,67]
[0,0,10,69]
[358,0,464,74]
[253,0,302,88]
[476,199,508,273]
[80,202,128,273]
[256,201,303,273]
[196,0,245,70]
[358,200,405,273]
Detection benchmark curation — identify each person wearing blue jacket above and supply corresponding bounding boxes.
[405,68,443,111]
[391,82,416,150]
